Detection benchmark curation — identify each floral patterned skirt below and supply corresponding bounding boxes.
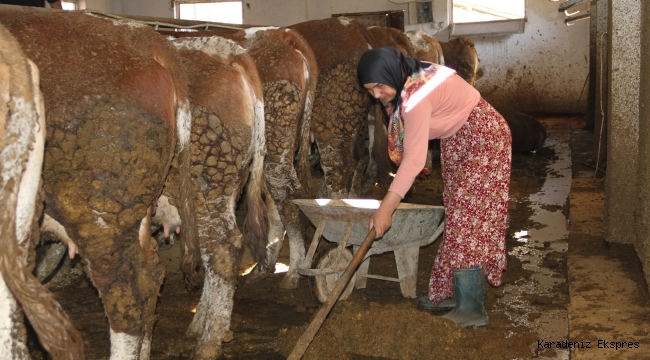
[428,98,512,304]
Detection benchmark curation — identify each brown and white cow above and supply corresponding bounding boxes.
[170,26,318,289]
[169,35,267,359]
[0,21,83,359]
[0,9,192,359]
[368,26,415,57]
[290,17,375,199]
[405,29,445,65]
[439,37,480,86]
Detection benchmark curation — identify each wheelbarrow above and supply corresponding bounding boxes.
[292,199,445,302]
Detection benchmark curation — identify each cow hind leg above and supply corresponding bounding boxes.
[280,220,306,289]
[187,222,242,360]
[46,102,171,360]
[92,210,163,360]
[276,198,306,289]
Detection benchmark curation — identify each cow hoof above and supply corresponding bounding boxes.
[186,323,203,340]
[192,342,222,360]
[279,275,299,289]
[242,268,267,284]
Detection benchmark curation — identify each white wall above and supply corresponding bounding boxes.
[83,0,173,17]
[81,0,113,13]
[88,0,589,113]
[115,0,173,18]
[253,0,589,113]
[426,0,589,113]
[243,0,310,26]
[244,0,408,26]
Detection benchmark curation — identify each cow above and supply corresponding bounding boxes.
[0,21,83,359]
[439,37,480,86]
[176,20,379,288]
[290,17,375,199]
[0,9,192,359]
[406,29,445,65]
[491,105,547,153]
[169,35,268,359]
[170,26,318,289]
[368,27,445,70]
[368,25,415,57]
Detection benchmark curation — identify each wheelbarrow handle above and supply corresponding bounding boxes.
[288,228,377,360]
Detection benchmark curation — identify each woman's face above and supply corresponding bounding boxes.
[363,83,397,102]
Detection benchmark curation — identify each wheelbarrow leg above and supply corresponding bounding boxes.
[394,245,419,298]
[300,220,326,269]
[353,245,370,290]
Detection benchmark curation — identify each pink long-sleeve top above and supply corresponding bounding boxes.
[388,66,481,198]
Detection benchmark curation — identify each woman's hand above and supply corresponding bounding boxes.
[369,207,393,238]
[368,191,402,239]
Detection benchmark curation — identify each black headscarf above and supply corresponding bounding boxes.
[357,46,429,107]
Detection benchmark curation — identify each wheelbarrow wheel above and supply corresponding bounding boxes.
[308,244,356,303]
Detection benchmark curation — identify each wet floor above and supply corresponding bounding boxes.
[497,119,573,359]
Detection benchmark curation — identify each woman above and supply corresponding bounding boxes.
[357,47,511,327]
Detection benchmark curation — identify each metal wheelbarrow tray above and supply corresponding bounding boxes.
[292,199,445,302]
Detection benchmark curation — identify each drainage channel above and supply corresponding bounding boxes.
[498,121,572,359]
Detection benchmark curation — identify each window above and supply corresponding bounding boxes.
[452,0,524,23]
[60,1,77,10]
[173,1,243,24]
[450,0,526,36]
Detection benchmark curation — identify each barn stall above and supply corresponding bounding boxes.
[1,0,649,359]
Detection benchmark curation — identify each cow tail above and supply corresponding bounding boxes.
[243,97,269,267]
[178,145,202,290]
[175,99,202,291]
[1,231,84,360]
[294,50,315,198]
[372,102,393,187]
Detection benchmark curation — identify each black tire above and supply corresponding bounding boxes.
[308,244,356,303]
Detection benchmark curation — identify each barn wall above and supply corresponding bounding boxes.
[604,0,640,246]
[637,0,650,289]
[585,1,597,129]
[247,0,589,113]
[95,0,173,18]
[81,0,126,14]
[245,0,408,27]
[593,0,609,167]
[429,0,589,114]
[94,0,588,114]
[243,0,309,26]
[121,0,176,18]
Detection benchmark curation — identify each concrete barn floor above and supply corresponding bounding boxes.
[507,117,649,359]
[30,116,650,359]
[562,117,650,360]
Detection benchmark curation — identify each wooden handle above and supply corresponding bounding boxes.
[287,228,377,360]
